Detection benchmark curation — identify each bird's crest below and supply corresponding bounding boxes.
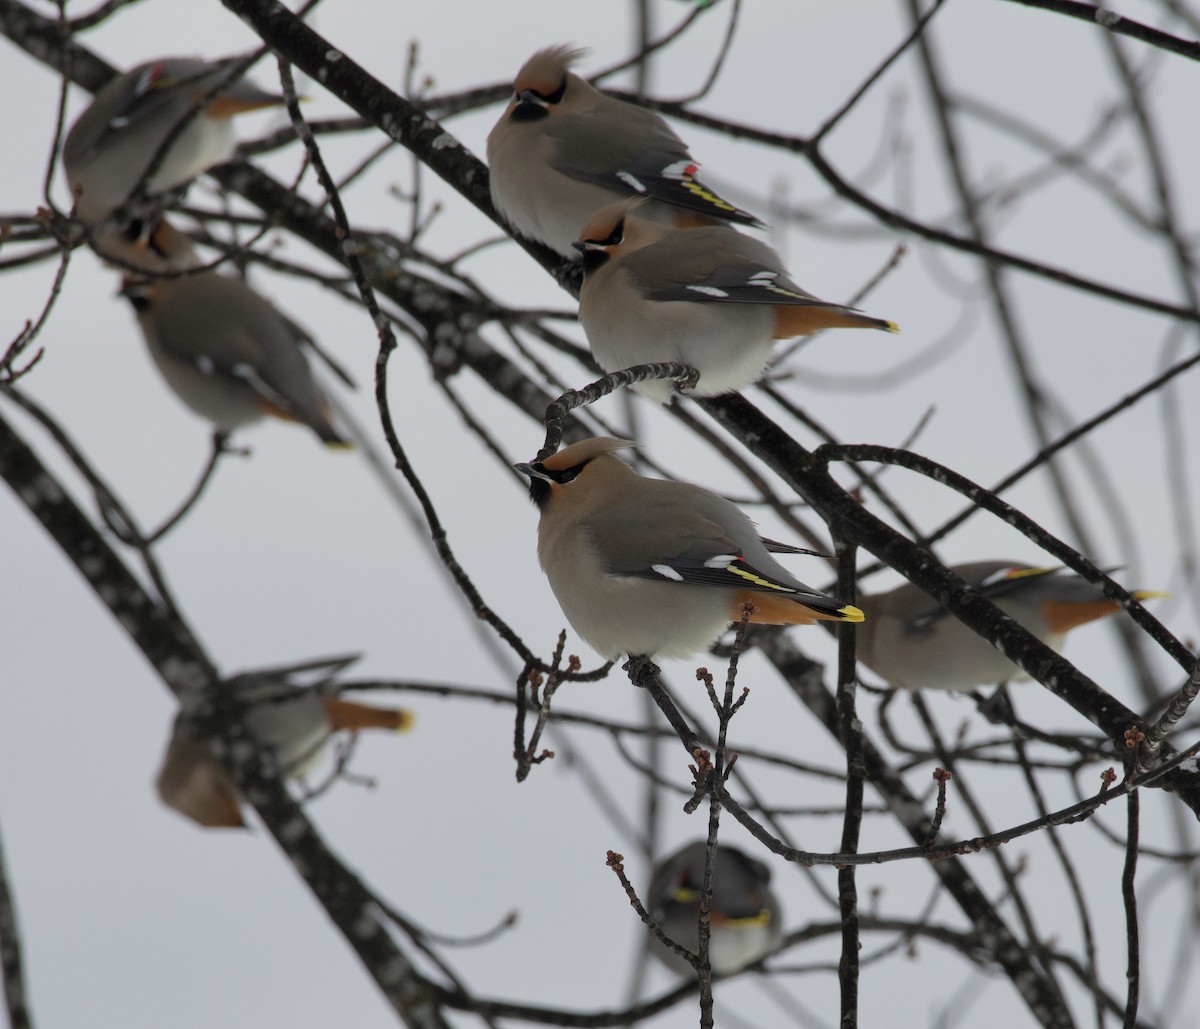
[513,44,588,96]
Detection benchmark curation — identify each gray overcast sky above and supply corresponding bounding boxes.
[3,1,1199,1026]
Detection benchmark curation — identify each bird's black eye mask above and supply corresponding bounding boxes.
[511,77,568,122]
[573,220,625,273]
[518,457,588,507]
[530,78,568,106]
[583,220,625,249]
[542,461,585,485]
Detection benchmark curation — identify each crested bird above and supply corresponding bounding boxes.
[576,200,897,403]
[487,45,761,257]
[515,436,862,660]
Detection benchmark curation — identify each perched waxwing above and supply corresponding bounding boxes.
[486,45,761,257]
[575,200,898,403]
[156,657,414,828]
[119,226,352,446]
[648,841,782,977]
[515,437,863,660]
[64,57,284,223]
[855,560,1167,691]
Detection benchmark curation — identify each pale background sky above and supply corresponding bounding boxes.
[3,1,1199,1026]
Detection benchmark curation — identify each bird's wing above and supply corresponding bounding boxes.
[760,537,827,558]
[624,229,851,310]
[545,109,760,226]
[152,276,331,426]
[78,62,216,159]
[586,500,830,603]
[907,564,1062,629]
[155,281,272,372]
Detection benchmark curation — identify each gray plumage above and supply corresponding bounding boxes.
[516,437,861,660]
[64,57,282,222]
[122,267,349,446]
[487,45,760,257]
[855,560,1162,691]
[576,201,896,403]
[156,659,412,828]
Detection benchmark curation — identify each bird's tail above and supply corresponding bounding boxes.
[732,591,864,626]
[322,698,415,733]
[774,305,898,338]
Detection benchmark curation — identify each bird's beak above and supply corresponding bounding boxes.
[514,461,553,484]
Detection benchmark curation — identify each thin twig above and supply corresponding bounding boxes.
[0,821,33,1029]
[1122,790,1141,1029]
[1136,659,1200,776]
[537,364,699,462]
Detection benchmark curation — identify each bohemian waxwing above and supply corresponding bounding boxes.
[64,57,284,223]
[119,232,351,447]
[486,45,761,257]
[855,560,1166,691]
[515,437,863,660]
[648,840,782,977]
[156,661,414,828]
[575,200,898,403]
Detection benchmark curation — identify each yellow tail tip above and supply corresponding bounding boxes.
[1006,565,1059,580]
[1132,590,1171,601]
[394,710,416,733]
[324,439,356,452]
[839,604,865,623]
[884,321,900,334]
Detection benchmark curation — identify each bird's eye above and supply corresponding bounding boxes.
[575,220,624,274]
[602,219,625,247]
[542,461,586,485]
[538,78,568,105]
[526,458,590,487]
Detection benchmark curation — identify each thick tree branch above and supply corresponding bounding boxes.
[0,823,32,1029]
[698,392,1200,817]
[0,407,451,1029]
[1000,0,1200,61]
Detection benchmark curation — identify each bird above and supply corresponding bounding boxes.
[575,199,898,403]
[155,658,414,828]
[854,560,1167,691]
[647,840,782,977]
[486,45,761,257]
[119,223,352,446]
[63,57,285,223]
[515,436,863,660]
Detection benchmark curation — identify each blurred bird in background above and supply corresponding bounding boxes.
[156,655,414,829]
[118,220,354,447]
[64,57,285,224]
[854,560,1167,691]
[647,840,782,977]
